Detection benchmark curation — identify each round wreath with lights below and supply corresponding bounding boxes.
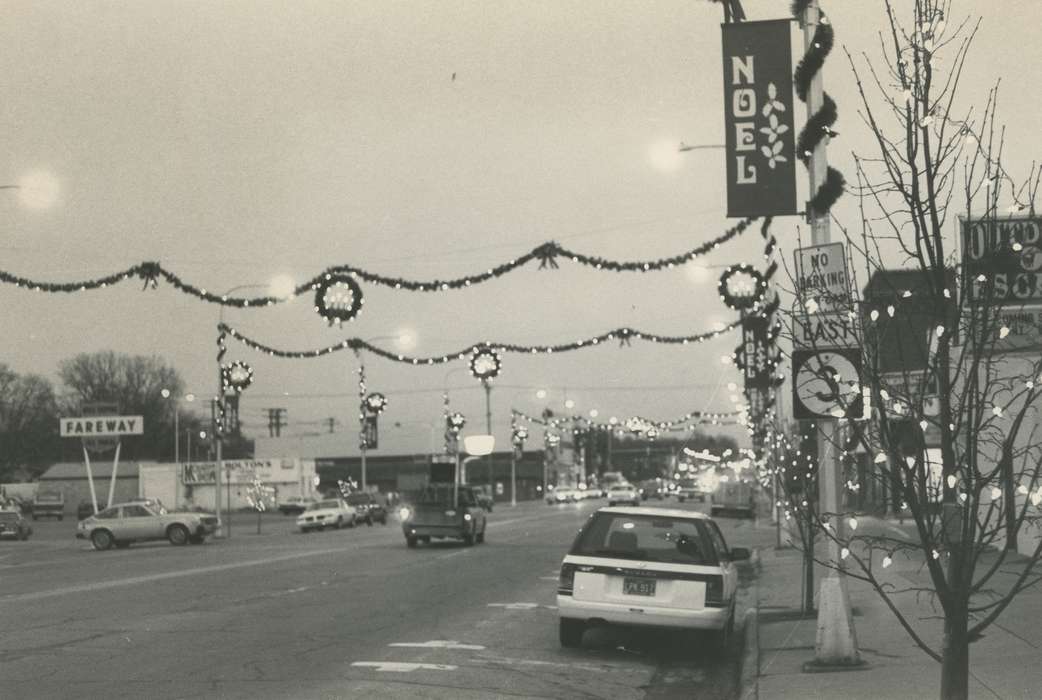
[447,411,466,433]
[718,264,767,311]
[364,392,388,414]
[314,275,364,326]
[221,361,254,394]
[512,426,529,444]
[469,347,502,380]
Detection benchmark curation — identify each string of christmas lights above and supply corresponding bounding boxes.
[0,218,756,306]
[217,320,739,363]
[511,408,739,432]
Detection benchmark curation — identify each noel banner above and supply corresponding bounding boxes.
[721,19,797,218]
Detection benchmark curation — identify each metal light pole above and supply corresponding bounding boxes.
[801,0,859,667]
[483,379,493,499]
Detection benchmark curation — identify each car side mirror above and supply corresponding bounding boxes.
[729,547,751,561]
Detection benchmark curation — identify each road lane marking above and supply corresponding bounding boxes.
[539,576,558,581]
[389,640,485,650]
[0,545,356,604]
[470,655,609,673]
[351,662,458,672]
[487,602,541,610]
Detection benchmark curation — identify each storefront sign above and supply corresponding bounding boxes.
[962,215,1042,304]
[721,19,797,218]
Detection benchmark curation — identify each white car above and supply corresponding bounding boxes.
[556,507,750,650]
[296,498,356,532]
[607,484,640,506]
[546,488,580,504]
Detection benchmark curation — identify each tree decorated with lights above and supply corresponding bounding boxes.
[775,3,1042,697]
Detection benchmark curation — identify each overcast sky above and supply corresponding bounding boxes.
[3,1,1040,456]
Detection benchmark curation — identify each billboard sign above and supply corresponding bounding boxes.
[60,415,144,438]
[721,19,797,218]
[962,215,1042,304]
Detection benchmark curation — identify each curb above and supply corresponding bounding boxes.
[739,606,759,700]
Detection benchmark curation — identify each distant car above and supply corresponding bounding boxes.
[547,488,580,504]
[296,498,356,532]
[676,479,707,503]
[277,496,317,516]
[0,509,32,541]
[556,506,750,650]
[76,499,219,551]
[607,484,640,507]
[638,481,665,500]
[345,492,388,525]
[31,491,65,521]
[710,481,756,519]
[77,499,108,521]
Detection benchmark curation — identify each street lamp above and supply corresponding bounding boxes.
[161,389,196,463]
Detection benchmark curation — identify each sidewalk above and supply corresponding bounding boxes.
[745,517,1042,699]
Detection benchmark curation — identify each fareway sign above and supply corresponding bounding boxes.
[60,415,144,438]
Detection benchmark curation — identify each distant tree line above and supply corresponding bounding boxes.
[0,351,252,482]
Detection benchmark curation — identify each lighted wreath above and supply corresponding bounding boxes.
[469,347,502,380]
[447,411,466,433]
[364,392,388,414]
[512,426,529,444]
[718,264,767,311]
[221,361,254,394]
[314,275,364,326]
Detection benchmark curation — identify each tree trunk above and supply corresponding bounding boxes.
[939,604,969,700]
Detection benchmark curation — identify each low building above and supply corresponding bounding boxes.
[139,459,318,511]
[37,461,150,513]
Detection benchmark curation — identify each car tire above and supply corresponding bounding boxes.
[335,517,343,530]
[347,516,356,528]
[462,529,475,546]
[18,531,29,541]
[167,524,190,546]
[406,535,418,548]
[366,516,373,527]
[709,606,735,654]
[91,529,114,551]
[559,618,585,648]
[189,534,205,544]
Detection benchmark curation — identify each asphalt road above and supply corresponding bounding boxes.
[0,499,770,700]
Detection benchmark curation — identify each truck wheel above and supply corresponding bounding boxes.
[406,535,418,548]
[91,529,114,551]
[559,618,585,648]
[167,524,190,546]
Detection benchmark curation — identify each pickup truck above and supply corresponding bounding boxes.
[31,491,66,521]
[399,484,487,547]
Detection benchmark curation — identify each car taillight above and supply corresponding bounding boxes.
[558,563,577,595]
[705,575,725,607]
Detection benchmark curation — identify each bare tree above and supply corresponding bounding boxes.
[0,364,61,479]
[774,2,1042,698]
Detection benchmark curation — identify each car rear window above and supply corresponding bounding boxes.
[571,512,717,565]
[311,500,341,510]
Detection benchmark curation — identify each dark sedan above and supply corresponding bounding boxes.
[0,509,32,540]
[345,492,388,525]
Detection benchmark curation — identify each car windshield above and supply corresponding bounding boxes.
[571,512,716,565]
[610,486,630,492]
[310,500,341,510]
[409,485,475,507]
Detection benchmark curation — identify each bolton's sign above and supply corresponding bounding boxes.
[721,19,797,218]
[962,215,1042,304]
[60,415,144,438]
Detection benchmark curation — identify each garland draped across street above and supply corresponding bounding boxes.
[0,217,756,306]
[218,320,739,363]
[511,408,740,432]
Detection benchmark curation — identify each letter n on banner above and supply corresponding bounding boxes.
[721,19,797,218]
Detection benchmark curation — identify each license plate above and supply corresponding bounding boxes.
[623,577,656,596]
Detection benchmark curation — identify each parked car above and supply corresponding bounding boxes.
[77,499,108,521]
[76,499,220,551]
[31,491,65,521]
[399,484,487,547]
[606,484,640,507]
[277,496,317,516]
[296,498,356,532]
[556,506,750,650]
[0,509,32,541]
[345,492,388,525]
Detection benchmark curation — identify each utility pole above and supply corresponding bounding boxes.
[327,417,336,434]
[802,0,860,668]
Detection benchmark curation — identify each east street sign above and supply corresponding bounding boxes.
[792,311,859,349]
[795,242,850,310]
[59,415,144,438]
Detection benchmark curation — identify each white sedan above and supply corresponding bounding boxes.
[546,488,580,504]
[296,498,356,532]
[556,507,750,650]
[606,484,640,506]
